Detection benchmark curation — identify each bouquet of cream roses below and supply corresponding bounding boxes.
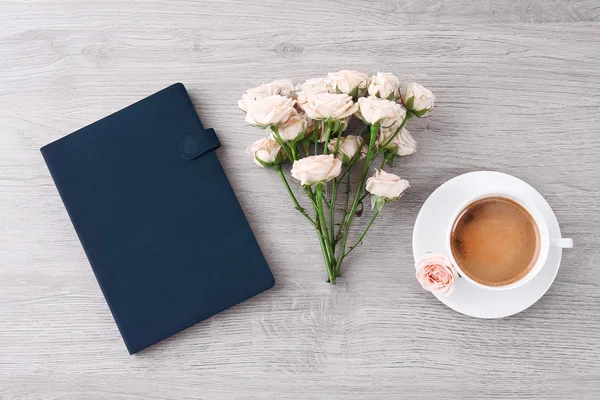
[240,70,435,284]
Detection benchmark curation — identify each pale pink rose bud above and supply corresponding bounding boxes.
[295,78,332,106]
[244,95,297,128]
[401,82,435,117]
[238,79,294,111]
[291,154,342,186]
[328,135,365,163]
[367,72,401,100]
[365,169,409,200]
[377,126,417,156]
[300,92,358,121]
[246,137,283,167]
[268,79,295,97]
[415,253,458,295]
[327,70,370,98]
[357,96,407,128]
[271,113,308,142]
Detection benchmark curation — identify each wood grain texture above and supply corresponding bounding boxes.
[1,1,600,399]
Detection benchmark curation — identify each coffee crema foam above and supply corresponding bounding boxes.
[450,196,540,286]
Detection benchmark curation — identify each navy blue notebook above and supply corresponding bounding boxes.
[41,83,274,354]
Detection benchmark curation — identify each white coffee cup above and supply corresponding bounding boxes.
[445,191,573,291]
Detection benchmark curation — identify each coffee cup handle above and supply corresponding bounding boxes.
[552,238,573,248]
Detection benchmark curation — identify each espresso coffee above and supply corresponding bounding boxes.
[450,196,540,286]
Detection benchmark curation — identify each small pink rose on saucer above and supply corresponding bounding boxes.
[415,253,458,296]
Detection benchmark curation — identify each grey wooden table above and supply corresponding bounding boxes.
[1,1,600,399]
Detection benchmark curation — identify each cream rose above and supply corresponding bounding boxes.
[272,113,308,142]
[246,137,283,167]
[295,78,332,106]
[245,95,297,128]
[367,72,400,100]
[401,82,435,117]
[357,96,407,128]
[300,92,358,121]
[415,253,458,295]
[328,135,365,163]
[377,127,417,156]
[366,169,409,200]
[299,77,330,91]
[269,79,295,97]
[238,79,294,111]
[327,70,369,97]
[291,154,342,186]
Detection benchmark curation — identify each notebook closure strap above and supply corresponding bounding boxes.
[178,128,221,160]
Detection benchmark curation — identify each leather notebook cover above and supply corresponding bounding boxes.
[40,83,274,354]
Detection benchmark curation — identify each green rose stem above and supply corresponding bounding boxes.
[335,123,379,276]
[336,170,352,241]
[315,184,335,277]
[313,202,334,280]
[306,186,335,282]
[321,119,333,155]
[343,206,381,258]
[357,191,369,204]
[332,122,343,156]
[329,178,339,260]
[270,126,294,161]
[289,142,298,160]
[274,164,316,228]
[328,125,345,257]
[334,149,362,244]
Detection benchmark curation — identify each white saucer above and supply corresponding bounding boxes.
[412,171,565,318]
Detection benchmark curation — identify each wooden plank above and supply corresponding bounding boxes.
[1,1,599,399]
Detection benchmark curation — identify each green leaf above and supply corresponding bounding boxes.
[405,96,415,111]
[348,87,358,102]
[371,196,386,212]
[413,108,432,118]
[384,151,396,162]
[333,119,342,133]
